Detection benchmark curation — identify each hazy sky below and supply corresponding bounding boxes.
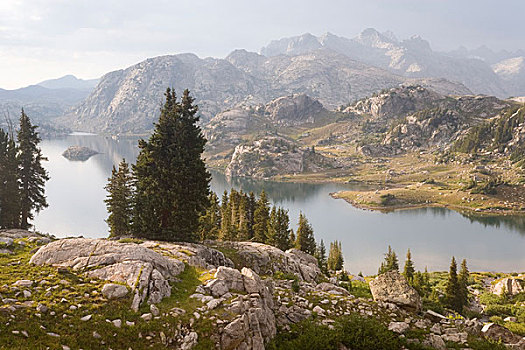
[1,0,524,89]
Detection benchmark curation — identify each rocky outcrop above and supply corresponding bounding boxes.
[225,136,333,178]
[0,229,52,254]
[201,266,276,349]
[4,233,525,349]
[491,277,525,296]
[481,323,525,348]
[369,271,422,312]
[62,146,99,161]
[30,238,185,310]
[140,241,234,270]
[212,241,322,283]
[264,94,327,126]
[350,85,510,155]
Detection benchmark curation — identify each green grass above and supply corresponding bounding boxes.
[0,241,215,349]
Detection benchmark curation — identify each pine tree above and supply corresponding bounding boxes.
[294,213,316,255]
[132,89,210,241]
[104,159,134,237]
[403,249,415,283]
[17,110,49,229]
[327,240,344,271]
[237,192,250,241]
[378,246,399,274]
[198,192,221,241]
[253,190,270,243]
[267,207,292,251]
[0,130,20,228]
[458,259,470,311]
[314,240,328,275]
[445,256,462,312]
[247,191,256,239]
[219,191,234,241]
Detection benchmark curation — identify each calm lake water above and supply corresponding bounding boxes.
[34,134,525,275]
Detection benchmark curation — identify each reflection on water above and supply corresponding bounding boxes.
[34,135,525,275]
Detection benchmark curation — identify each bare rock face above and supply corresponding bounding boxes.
[212,241,321,283]
[30,238,185,310]
[369,271,422,312]
[62,146,99,161]
[140,241,234,270]
[225,136,333,178]
[264,94,326,126]
[201,266,276,349]
[491,277,525,296]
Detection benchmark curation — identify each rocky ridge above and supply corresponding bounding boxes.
[60,48,469,134]
[260,29,514,97]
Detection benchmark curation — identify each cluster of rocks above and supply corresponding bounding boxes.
[0,229,52,254]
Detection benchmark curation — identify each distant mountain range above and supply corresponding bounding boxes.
[0,75,99,129]
[1,28,524,135]
[260,29,524,98]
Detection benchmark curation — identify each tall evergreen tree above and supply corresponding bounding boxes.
[458,259,470,311]
[133,89,210,241]
[237,192,251,241]
[17,110,49,229]
[247,191,256,239]
[267,207,292,251]
[327,240,344,271]
[219,191,234,241]
[445,256,462,312]
[378,246,399,274]
[104,159,134,237]
[253,190,270,243]
[198,192,221,241]
[0,130,20,228]
[403,249,415,283]
[294,213,316,255]
[314,240,328,275]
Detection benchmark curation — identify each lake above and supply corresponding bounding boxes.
[34,134,525,275]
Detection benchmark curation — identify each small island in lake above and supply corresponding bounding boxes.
[62,145,100,161]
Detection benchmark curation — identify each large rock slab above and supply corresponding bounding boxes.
[212,241,321,283]
[140,241,234,270]
[369,271,422,312]
[30,238,184,309]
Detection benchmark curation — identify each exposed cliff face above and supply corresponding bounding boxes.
[225,136,333,178]
[264,94,326,126]
[61,54,262,133]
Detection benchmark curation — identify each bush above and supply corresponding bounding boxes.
[484,304,512,316]
[267,314,403,350]
[380,194,396,206]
